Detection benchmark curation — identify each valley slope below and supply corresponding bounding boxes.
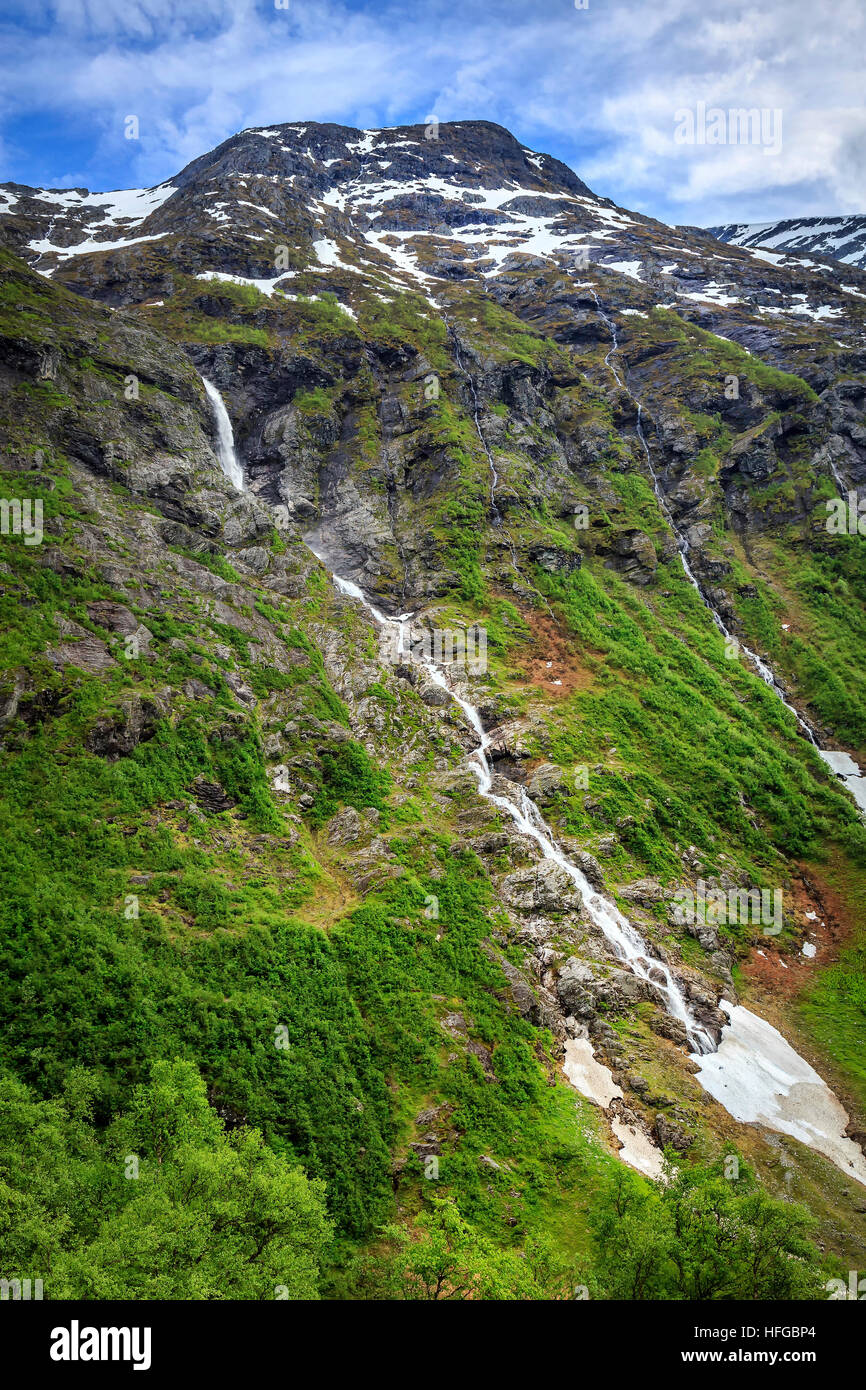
[1,120,865,1299]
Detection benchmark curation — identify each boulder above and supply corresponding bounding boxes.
[619,877,671,904]
[85,691,170,760]
[527,544,581,575]
[525,762,566,800]
[499,861,582,915]
[560,842,605,888]
[655,1114,694,1153]
[190,778,237,814]
[326,806,363,846]
[556,959,598,1019]
[596,835,619,858]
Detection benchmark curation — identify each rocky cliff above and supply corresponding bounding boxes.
[1,119,866,1297]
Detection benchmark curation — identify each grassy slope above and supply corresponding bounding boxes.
[1,245,865,1289]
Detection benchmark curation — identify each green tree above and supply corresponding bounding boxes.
[368,1198,577,1300]
[0,1061,333,1300]
[587,1158,829,1300]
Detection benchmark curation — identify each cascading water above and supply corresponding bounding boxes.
[590,292,866,767]
[202,377,245,491]
[635,402,821,746]
[311,553,866,1184]
[309,543,715,1056]
[447,325,550,614]
[449,331,502,526]
[205,365,866,1183]
[829,457,848,496]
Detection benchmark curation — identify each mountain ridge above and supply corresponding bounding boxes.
[709,214,866,272]
[2,116,866,1298]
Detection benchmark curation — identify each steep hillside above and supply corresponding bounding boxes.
[2,120,866,1300]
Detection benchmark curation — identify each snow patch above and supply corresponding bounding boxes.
[693,1002,866,1185]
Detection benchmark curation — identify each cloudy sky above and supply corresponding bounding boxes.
[1,0,863,227]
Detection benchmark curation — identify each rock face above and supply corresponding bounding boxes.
[499,862,583,916]
[4,119,866,611]
[86,692,170,760]
[2,116,865,1268]
[525,762,566,800]
[654,1113,694,1153]
[557,957,661,1020]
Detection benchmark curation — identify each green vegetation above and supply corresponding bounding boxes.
[585,1159,831,1299]
[0,233,864,1304]
[0,1060,332,1298]
[649,309,819,403]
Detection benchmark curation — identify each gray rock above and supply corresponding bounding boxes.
[619,877,671,904]
[326,806,363,845]
[560,843,605,888]
[499,861,582,915]
[85,691,170,760]
[525,762,565,799]
[655,1113,694,1153]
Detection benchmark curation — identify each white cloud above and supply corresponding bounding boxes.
[0,0,862,225]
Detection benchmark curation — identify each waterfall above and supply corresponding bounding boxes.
[201,377,245,491]
[305,544,866,1185]
[194,337,865,1182]
[449,332,502,526]
[447,325,539,604]
[589,293,865,762]
[594,294,866,811]
[829,457,848,496]
[309,544,714,1056]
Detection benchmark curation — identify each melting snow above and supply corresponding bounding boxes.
[194,270,293,297]
[612,1118,667,1180]
[312,236,358,271]
[236,200,278,219]
[817,748,866,813]
[29,230,170,270]
[563,1038,622,1108]
[679,282,742,306]
[693,1002,866,1185]
[22,183,175,224]
[603,259,643,282]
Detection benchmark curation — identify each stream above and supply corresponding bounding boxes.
[590,293,866,797]
[204,376,866,1186]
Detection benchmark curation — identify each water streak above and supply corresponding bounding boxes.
[311,546,714,1055]
[209,364,865,1182]
[202,377,244,490]
[591,291,822,746]
[449,332,502,526]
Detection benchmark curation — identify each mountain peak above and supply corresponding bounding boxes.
[172,117,592,201]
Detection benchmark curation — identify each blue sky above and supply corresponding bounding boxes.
[1,0,864,226]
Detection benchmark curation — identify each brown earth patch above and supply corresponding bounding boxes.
[740,864,854,1000]
[510,608,598,698]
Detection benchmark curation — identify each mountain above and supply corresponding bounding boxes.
[1,119,866,1300]
[708,214,866,272]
